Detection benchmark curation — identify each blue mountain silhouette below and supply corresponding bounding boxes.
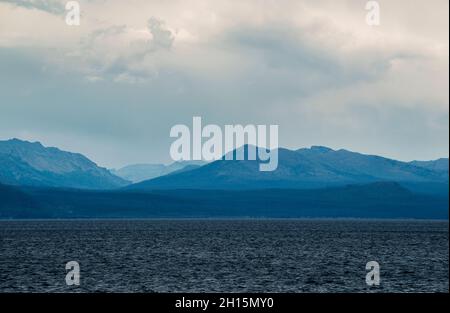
[0,139,128,189]
[128,145,448,190]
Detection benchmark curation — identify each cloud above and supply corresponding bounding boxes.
[55,17,176,83]
[147,17,174,50]
[1,0,65,14]
[0,0,448,166]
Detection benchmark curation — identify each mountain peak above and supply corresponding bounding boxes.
[310,146,334,152]
[8,138,42,146]
[129,144,449,191]
[296,146,334,153]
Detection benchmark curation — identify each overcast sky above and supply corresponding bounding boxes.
[0,0,448,168]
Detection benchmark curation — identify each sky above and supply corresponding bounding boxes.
[0,0,448,168]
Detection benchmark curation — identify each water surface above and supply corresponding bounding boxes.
[0,219,448,292]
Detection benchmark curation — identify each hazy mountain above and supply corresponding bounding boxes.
[0,139,129,189]
[111,161,206,183]
[166,164,204,176]
[410,158,449,172]
[110,164,168,183]
[128,145,449,190]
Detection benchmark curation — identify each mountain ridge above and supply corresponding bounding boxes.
[410,158,449,172]
[0,138,129,189]
[128,145,448,191]
[1,139,448,192]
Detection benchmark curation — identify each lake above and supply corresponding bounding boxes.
[0,219,448,292]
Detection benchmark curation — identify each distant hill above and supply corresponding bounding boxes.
[1,182,447,219]
[0,183,37,214]
[110,161,206,183]
[0,139,129,189]
[128,145,449,191]
[410,158,449,172]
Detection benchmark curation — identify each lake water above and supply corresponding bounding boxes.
[0,219,448,292]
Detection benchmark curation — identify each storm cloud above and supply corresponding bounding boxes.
[0,0,448,168]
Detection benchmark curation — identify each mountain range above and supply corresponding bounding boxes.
[0,138,448,219]
[0,139,128,189]
[128,145,449,192]
[1,139,448,193]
